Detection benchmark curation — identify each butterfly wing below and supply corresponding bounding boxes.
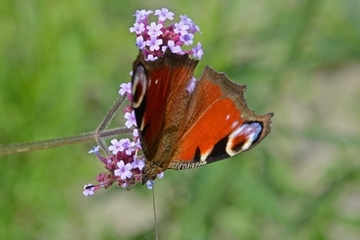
[131,50,198,171]
[168,66,273,169]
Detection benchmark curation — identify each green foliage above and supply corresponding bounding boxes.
[1,0,360,239]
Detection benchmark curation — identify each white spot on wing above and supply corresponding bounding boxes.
[226,114,230,120]
[155,79,158,85]
[231,121,239,129]
[200,148,212,163]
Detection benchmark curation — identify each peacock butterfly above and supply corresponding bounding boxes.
[0,8,274,195]
[132,49,273,184]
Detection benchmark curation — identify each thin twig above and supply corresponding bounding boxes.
[0,127,131,156]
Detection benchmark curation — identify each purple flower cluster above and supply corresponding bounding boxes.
[83,8,202,196]
[83,84,142,196]
[83,83,163,196]
[130,8,203,60]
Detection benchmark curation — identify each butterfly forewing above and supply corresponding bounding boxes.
[132,51,198,151]
[132,50,199,181]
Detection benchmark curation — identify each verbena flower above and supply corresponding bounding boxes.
[130,8,203,61]
[83,8,203,196]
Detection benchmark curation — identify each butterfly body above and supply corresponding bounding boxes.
[131,50,273,184]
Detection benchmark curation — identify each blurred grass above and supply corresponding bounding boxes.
[1,0,360,239]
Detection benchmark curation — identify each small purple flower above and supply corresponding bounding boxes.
[136,36,146,49]
[119,82,131,96]
[108,139,122,154]
[147,35,163,51]
[180,33,194,46]
[135,139,141,149]
[129,22,145,35]
[132,128,139,138]
[83,184,95,196]
[192,42,203,59]
[89,145,108,164]
[180,15,200,33]
[134,10,153,21]
[114,160,133,180]
[174,21,189,36]
[147,54,158,61]
[155,8,174,22]
[132,157,145,171]
[146,22,163,36]
[88,146,100,154]
[187,77,197,93]
[167,40,183,54]
[119,138,131,151]
[124,110,137,128]
[146,180,154,189]
[125,141,136,155]
[157,172,164,179]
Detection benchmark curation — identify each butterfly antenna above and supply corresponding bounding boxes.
[152,184,159,240]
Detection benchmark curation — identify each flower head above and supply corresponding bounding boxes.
[83,138,145,195]
[129,8,203,61]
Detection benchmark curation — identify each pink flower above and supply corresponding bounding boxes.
[147,54,158,61]
[132,157,145,171]
[192,42,203,59]
[114,160,133,180]
[155,8,174,21]
[167,40,183,54]
[146,35,163,51]
[83,184,95,196]
[134,10,153,22]
[124,110,137,128]
[108,139,122,154]
[136,36,146,49]
[187,77,197,93]
[129,22,145,34]
[180,33,194,46]
[146,22,163,36]
[174,21,189,36]
[119,82,131,96]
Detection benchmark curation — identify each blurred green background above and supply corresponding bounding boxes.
[1,0,360,239]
